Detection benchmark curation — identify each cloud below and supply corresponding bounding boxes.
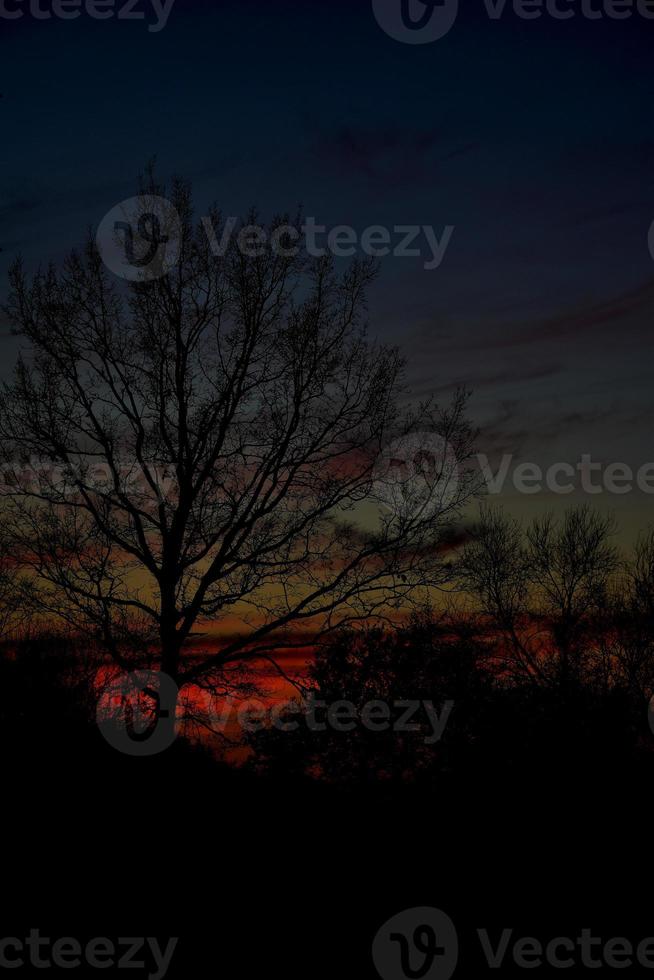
[414,361,563,400]
[312,125,478,189]
[449,277,654,354]
[0,196,41,223]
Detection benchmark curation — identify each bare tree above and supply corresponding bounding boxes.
[460,504,619,689]
[0,545,25,639]
[0,519,38,641]
[0,171,477,703]
[603,528,654,703]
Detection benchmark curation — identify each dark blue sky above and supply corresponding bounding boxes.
[2,0,654,535]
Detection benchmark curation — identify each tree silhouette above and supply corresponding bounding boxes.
[247,523,654,791]
[601,528,654,705]
[0,171,477,701]
[246,610,492,787]
[459,504,619,690]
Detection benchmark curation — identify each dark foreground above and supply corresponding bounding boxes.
[3,645,654,979]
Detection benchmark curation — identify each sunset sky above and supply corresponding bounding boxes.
[2,0,654,544]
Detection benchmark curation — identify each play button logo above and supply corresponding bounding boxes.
[372,907,459,980]
[372,0,459,43]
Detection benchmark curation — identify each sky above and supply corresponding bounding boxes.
[2,0,654,544]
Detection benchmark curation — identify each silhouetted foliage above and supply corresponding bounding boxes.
[459,504,620,691]
[0,169,477,703]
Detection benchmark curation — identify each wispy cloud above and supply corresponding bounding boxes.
[313,125,479,189]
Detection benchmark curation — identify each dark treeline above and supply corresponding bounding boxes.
[3,504,654,799]
[245,505,654,792]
